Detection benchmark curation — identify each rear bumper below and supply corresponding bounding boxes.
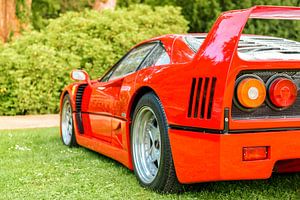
[169,128,300,184]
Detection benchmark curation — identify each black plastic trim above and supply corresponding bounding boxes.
[75,113,84,134]
[169,124,223,134]
[169,124,300,134]
[223,108,229,134]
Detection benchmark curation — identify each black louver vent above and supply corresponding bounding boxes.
[75,84,87,112]
[187,77,217,119]
[75,84,87,134]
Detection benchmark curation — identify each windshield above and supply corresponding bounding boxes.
[184,35,300,61]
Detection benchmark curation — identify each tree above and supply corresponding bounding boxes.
[0,0,31,42]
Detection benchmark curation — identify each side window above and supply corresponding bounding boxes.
[155,47,170,66]
[109,43,156,81]
[140,44,170,69]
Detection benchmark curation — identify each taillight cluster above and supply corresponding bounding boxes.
[234,74,298,111]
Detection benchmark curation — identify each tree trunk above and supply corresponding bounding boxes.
[0,0,31,42]
[93,0,116,11]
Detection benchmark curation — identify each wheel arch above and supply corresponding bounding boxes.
[126,86,159,168]
[128,86,160,122]
[60,90,69,113]
[127,86,180,191]
[60,83,80,113]
[59,90,71,138]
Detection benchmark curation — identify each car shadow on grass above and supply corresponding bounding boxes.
[180,174,300,199]
[185,173,300,191]
[79,146,300,198]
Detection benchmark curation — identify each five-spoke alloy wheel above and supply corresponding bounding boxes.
[131,92,180,193]
[132,106,161,184]
[61,94,78,147]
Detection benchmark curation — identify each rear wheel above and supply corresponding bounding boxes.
[61,94,78,147]
[131,92,181,193]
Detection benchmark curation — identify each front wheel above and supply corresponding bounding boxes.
[60,94,78,147]
[131,92,181,193]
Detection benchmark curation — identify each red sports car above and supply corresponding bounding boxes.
[60,6,300,193]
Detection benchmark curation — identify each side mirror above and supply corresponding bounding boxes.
[71,70,90,84]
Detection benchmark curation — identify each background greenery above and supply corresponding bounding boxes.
[30,0,300,38]
[31,0,94,30]
[0,128,300,199]
[118,0,300,36]
[0,5,188,115]
[1,0,300,115]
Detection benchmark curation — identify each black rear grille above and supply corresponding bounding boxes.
[75,84,87,134]
[232,70,300,119]
[187,77,217,119]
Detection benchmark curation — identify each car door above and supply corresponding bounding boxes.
[86,43,157,142]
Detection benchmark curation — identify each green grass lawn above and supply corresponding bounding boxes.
[0,128,300,200]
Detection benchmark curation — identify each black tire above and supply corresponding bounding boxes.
[130,92,181,193]
[60,94,78,148]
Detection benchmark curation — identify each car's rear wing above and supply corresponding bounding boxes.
[192,6,300,67]
[189,6,300,130]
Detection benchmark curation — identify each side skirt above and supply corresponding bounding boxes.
[76,134,133,170]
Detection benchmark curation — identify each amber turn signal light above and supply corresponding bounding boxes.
[269,78,297,108]
[243,146,269,161]
[237,78,266,108]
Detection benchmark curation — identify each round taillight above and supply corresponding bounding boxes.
[236,78,266,108]
[269,78,297,108]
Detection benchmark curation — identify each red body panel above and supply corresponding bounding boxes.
[169,129,300,183]
[60,6,300,183]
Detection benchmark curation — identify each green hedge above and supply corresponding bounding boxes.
[0,5,188,115]
[118,0,300,41]
[31,0,94,30]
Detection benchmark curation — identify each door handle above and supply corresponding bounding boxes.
[97,86,106,90]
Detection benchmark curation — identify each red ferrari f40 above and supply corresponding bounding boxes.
[60,6,300,193]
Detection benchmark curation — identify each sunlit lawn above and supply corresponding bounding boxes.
[0,128,300,199]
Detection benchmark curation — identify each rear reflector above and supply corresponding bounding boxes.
[243,146,269,161]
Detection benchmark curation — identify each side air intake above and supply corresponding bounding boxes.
[75,84,87,134]
[187,77,217,119]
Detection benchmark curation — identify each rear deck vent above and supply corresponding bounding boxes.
[187,77,217,119]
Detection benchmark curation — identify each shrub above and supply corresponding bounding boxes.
[31,0,94,30]
[118,0,300,41]
[0,5,188,115]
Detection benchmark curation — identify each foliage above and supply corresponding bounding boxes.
[31,0,94,30]
[118,0,300,41]
[0,127,300,199]
[31,0,61,30]
[16,0,32,23]
[0,5,188,115]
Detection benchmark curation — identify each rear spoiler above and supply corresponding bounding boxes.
[250,6,300,20]
[192,6,300,66]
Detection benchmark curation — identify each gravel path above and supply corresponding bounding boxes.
[0,114,59,130]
